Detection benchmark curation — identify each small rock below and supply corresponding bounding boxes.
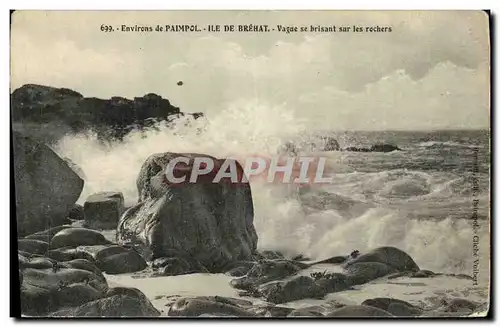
[68,204,85,220]
[327,305,394,317]
[168,297,254,317]
[362,298,423,316]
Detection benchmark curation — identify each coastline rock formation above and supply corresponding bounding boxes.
[11,84,204,141]
[117,152,258,273]
[12,132,84,236]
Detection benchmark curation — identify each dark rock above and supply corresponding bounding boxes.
[62,259,106,282]
[21,257,58,270]
[57,283,103,307]
[292,254,310,261]
[326,305,395,317]
[247,260,303,279]
[311,255,348,265]
[370,144,401,152]
[362,298,423,316]
[168,297,254,317]
[83,192,124,230]
[69,294,160,317]
[322,136,340,151]
[77,245,147,274]
[248,305,294,317]
[157,257,192,276]
[257,250,285,260]
[226,265,250,277]
[18,252,29,267]
[343,144,401,153]
[12,132,84,236]
[104,287,160,315]
[344,246,420,273]
[288,307,325,317]
[49,228,111,249]
[344,147,371,152]
[11,84,203,142]
[230,260,304,292]
[18,239,49,255]
[256,250,285,260]
[313,272,352,293]
[205,296,253,308]
[259,276,326,304]
[117,152,258,272]
[411,269,436,278]
[20,267,108,316]
[24,225,72,242]
[68,204,84,220]
[18,250,42,260]
[346,262,397,285]
[442,298,480,313]
[47,248,96,263]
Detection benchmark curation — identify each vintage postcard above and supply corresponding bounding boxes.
[11,10,490,318]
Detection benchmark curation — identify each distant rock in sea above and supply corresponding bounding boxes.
[11,84,204,141]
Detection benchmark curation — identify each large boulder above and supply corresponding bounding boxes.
[117,152,258,272]
[12,132,84,236]
[83,192,125,230]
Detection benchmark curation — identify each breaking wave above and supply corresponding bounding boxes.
[52,100,489,281]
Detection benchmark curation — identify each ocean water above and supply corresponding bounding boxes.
[52,102,490,311]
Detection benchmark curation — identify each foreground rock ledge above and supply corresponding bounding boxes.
[117,152,258,272]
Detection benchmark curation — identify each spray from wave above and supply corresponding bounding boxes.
[52,100,489,278]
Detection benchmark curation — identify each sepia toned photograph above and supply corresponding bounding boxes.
[10,10,491,318]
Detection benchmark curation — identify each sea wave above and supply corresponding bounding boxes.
[51,101,489,280]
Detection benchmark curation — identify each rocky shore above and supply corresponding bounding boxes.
[14,132,487,317]
[12,86,487,317]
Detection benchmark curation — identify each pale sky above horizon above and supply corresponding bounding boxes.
[10,10,490,130]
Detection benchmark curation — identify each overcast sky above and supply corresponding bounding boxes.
[11,10,490,130]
